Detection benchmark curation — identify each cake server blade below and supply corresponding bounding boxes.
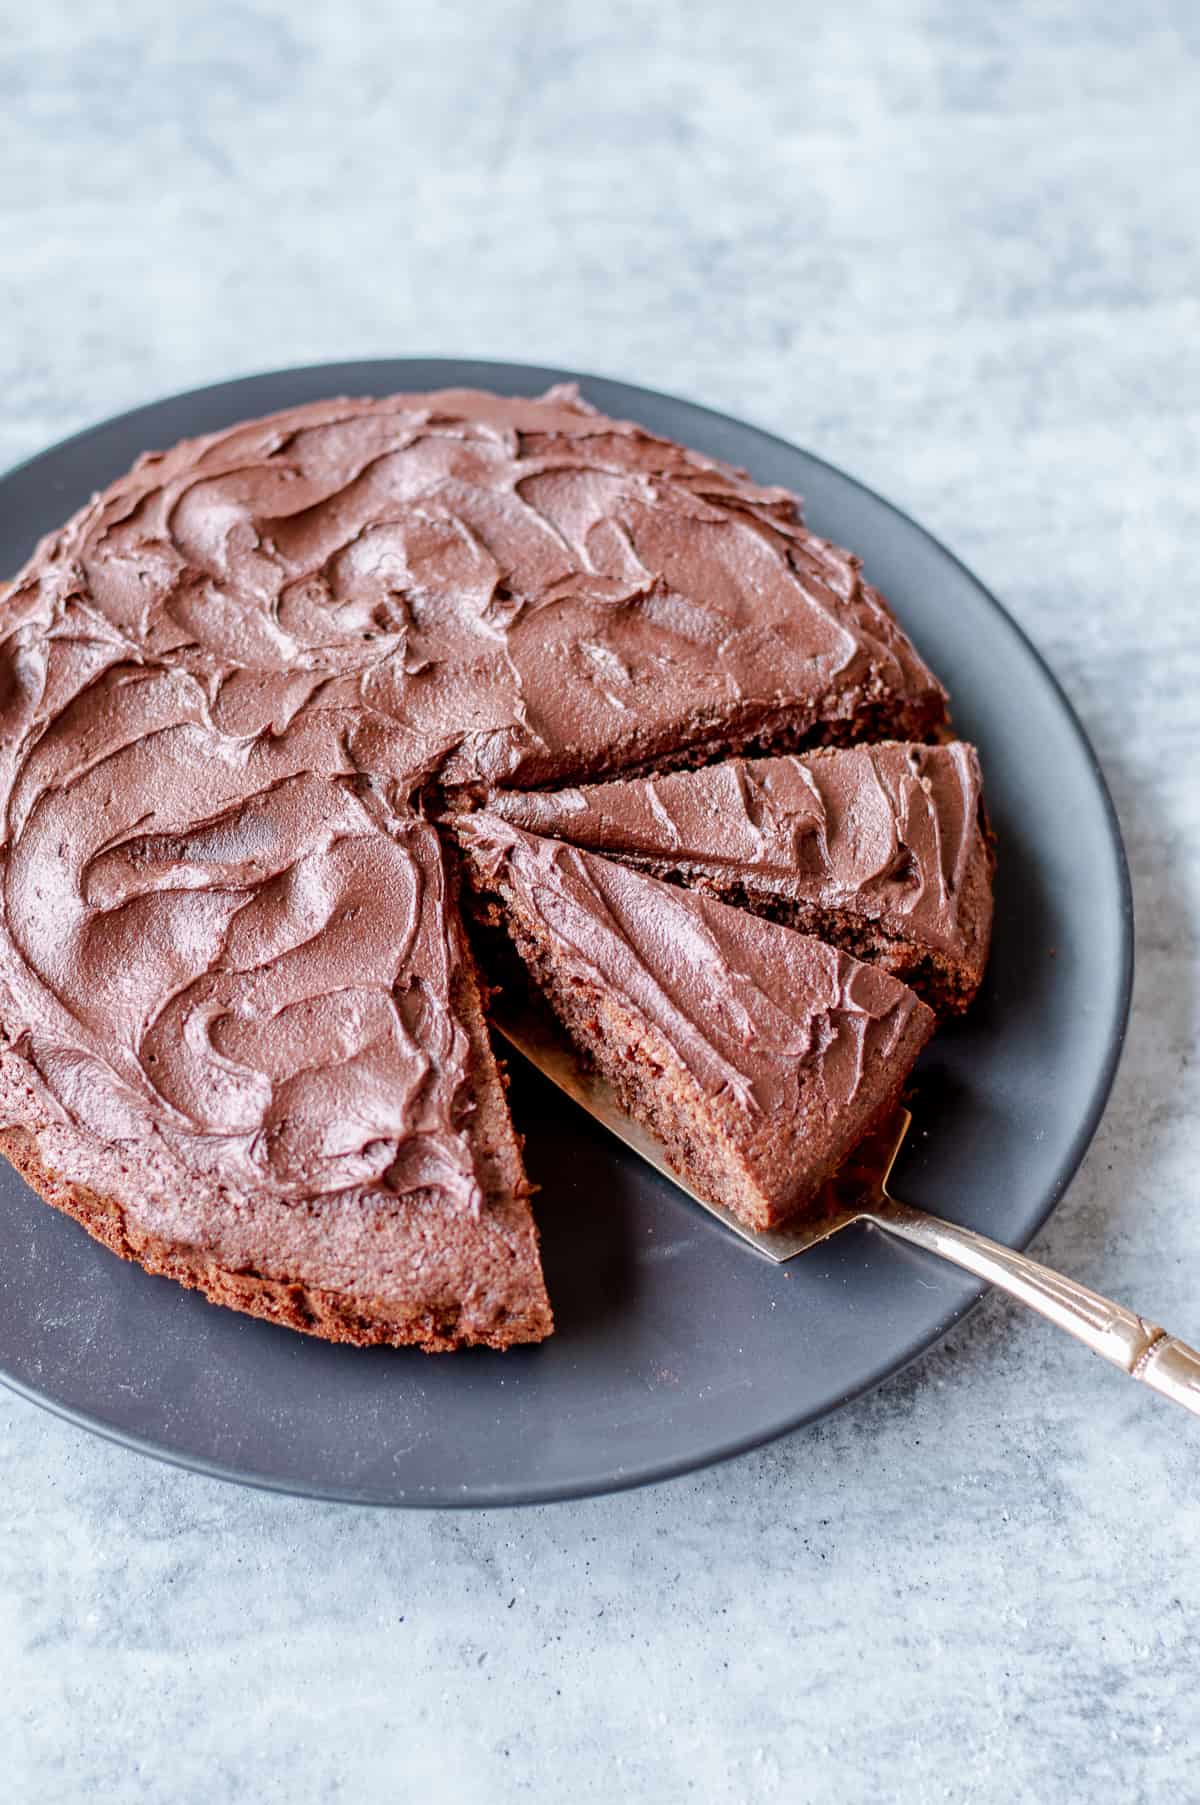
[494,997,1200,1418]
[492,994,909,1263]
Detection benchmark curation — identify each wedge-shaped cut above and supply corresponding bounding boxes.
[454,814,936,1232]
[481,743,992,1014]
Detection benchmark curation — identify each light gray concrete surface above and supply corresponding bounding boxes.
[3,2,1199,1799]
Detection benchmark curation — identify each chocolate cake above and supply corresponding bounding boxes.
[0,383,976,1348]
[478,743,993,1014]
[453,814,936,1231]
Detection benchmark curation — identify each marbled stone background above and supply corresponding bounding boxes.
[3,3,1198,1798]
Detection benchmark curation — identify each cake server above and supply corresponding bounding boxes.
[495,1002,1200,1419]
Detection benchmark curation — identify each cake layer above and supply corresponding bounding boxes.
[481,743,992,1012]
[454,813,936,1232]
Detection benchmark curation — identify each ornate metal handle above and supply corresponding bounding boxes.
[867,1194,1200,1416]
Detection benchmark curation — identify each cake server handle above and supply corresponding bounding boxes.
[866,1193,1200,1417]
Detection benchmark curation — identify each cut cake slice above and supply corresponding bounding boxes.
[479,743,992,1013]
[453,813,936,1233]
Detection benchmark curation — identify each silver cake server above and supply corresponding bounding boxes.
[494,999,1200,1419]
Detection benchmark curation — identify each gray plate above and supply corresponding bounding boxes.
[0,361,1132,1506]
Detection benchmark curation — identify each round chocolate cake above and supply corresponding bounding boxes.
[0,386,990,1349]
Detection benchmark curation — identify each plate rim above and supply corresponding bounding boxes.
[0,358,1134,1507]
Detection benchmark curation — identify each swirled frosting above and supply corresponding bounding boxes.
[481,742,992,970]
[0,660,485,1204]
[5,384,946,795]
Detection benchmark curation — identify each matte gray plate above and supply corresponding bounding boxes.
[0,361,1132,1506]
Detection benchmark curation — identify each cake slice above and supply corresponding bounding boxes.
[478,743,992,1014]
[453,813,936,1232]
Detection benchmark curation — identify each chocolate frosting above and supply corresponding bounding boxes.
[4,385,945,796]
[482,742,990,960]
[454,812,933,1124]
[0,664,485,1214]
[0,384,950,1274]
